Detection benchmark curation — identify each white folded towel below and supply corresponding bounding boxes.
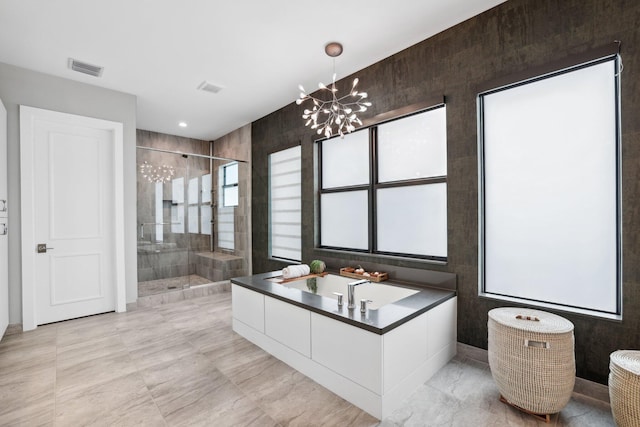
[282,264,310,279]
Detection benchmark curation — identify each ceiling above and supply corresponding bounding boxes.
[0,0,506,141]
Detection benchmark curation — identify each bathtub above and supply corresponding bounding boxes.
[231,271,457,419]
[269,274,419,309]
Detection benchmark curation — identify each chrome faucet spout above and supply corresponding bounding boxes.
[347,279,369,310]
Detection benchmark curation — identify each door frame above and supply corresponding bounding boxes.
[20,106,126,330]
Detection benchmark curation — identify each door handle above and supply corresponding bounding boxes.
[36,243,54,253]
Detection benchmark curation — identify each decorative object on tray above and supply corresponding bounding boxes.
[309,260,326,274]
[339,266,388,282]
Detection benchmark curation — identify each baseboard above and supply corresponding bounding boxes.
[456,342,610,403]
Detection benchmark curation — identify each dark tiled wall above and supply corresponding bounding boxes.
[251,0,640,384]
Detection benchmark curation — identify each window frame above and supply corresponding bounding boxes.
[477,54,623,319]
[317,103,447,262]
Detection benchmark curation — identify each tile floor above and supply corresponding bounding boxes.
[0,291,615,426]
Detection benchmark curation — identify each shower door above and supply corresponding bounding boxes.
[137,148,212,296]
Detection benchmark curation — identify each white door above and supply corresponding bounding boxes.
[21,106,126,328]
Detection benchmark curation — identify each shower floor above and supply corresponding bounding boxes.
[138,274,212,297]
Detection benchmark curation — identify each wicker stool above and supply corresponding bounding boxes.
[609,350,640,427]
[488,307,575,423]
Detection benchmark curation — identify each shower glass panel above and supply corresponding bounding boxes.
[137,148,212,296]
[137,142,250,299]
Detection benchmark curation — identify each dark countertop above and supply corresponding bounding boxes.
[231,271,456,335]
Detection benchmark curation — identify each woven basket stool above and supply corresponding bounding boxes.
[609,350,640,427]
[488,307,575,423]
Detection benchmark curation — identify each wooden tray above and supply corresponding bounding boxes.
[268,272,328,284]
[339,268,388,282]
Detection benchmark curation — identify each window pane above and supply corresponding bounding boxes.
[376,184,447,257]
[320,191,368,250]
[172,177,184,204]
[322,130,369,189]
[201,205,211,235]
[481,59,619,314]
[225,163,238,185]
[188,205,198,233]
[171,177,184,234]
[188,177,198,205]
[218,207,234,250]
[378,107,447,183]
[270,146,301,261]
[201,173,211,204]
[223,186,238,207]
[151,182,163,241]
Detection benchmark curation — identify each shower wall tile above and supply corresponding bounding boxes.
[212,124,252,277]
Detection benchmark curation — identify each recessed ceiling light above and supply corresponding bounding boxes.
[178,121,187,128]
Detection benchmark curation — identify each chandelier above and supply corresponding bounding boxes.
[139,161,175,184]
[296,42,372,138]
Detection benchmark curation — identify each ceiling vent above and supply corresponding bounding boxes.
[68,58,104,77]
[197,80,224,94]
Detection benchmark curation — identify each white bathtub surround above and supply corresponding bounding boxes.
[231,274,457,419]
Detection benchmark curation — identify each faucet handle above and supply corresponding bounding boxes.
[332,292,343,307]
[360,299,373,314]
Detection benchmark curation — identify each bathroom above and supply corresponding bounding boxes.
[135,126,251,304]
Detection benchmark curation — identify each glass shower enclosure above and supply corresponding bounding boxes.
[136,145,247,297]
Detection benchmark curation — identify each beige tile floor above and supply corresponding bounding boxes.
[0,291,614,426]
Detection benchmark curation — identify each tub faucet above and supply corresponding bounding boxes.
[347,279,369,310]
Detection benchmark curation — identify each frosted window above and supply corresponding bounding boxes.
[480,58,620,315]
[172,177,184,204]
[223,186,238,207]
[188,205,199,233]
[377,184,447,257]
[188,177,198,205]
[320,191,368,250]
[225,163,238,185]
[269,146,301,261]
[221,162,239,207]
[171,204,184,234]
[322,130,369,189]
[201,205,211,235]
[171,177,184,233]
[218,207,234,250]
[154,182,163,242]
[378,107,447,182]
[201,173,211,204]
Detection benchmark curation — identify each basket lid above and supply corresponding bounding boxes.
[611,350,640,375]
[488,307,574,333]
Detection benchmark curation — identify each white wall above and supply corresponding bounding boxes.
[0,62,138,324]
